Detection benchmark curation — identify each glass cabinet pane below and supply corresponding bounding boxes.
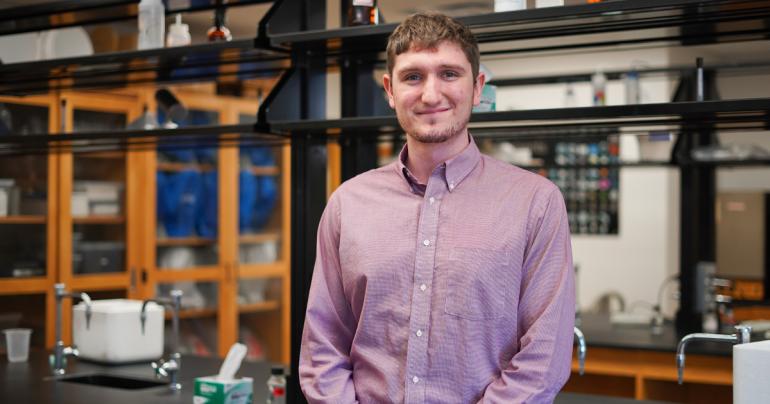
[71,108,128,276]
[237,113,284,265]
[156,281,218,357]
[0,102,49,278]
[156,107,221,271]
[238,277,284,363]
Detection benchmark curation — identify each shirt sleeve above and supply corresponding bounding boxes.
[480,187,576,403]
[299,192,360,404]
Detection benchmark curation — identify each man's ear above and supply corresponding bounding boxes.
[472,71,486,107]
[383,73,395,109]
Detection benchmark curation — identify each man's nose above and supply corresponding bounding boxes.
[421,76,441,105]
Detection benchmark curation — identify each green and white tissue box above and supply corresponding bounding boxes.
[193,376,253,404]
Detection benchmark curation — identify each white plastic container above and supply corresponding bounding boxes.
[138,0,165,50]
[495,0,526,12]
[73,299,164,363]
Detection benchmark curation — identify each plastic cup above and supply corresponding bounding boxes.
[3,328,32,363]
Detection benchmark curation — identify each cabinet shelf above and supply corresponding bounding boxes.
[246,166,280,176]
[0,39,289,95]
[0,124,289,156]
[239,300,281,314]
[239,231,281,244]
[167,301,280,319]
[171,307,218,320]
[0,277,50,295]
[0,0,277,37]
[72,215,125,225]
[271,98,770,134]
[75,151,125,159]
[0,215,46,224]
[157,162,216,172]
[271,0,770,53]
[157,237,216,247]
[156,162,280,174]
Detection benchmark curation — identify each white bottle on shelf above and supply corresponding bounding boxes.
[495,0,526,12]
[591,69,607,106]
[536,0,564,8]
[138,0,165,50]
[166,14,191,47]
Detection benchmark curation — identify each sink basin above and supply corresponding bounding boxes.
[58,373,166,390]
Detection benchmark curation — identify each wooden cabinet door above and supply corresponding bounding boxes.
[0,94,58,348]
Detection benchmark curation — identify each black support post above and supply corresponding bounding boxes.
[260,1,327,403]
[339,50,391,180]
[672,63,720,335]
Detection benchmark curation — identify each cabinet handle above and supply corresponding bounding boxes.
[130,267,137,292]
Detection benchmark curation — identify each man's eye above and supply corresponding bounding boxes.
[403,73,421,82]
[442,71,459,79]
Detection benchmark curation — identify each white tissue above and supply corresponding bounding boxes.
[217,343,248,381]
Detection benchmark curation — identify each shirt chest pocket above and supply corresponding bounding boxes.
[444,247,514,321]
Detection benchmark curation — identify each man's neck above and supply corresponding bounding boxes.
[405,130,470,184]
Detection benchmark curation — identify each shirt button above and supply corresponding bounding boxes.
[420,284,427,291]
[429,197,435,204]
[423,239,430,246]
[449,182,455,190]
[416,330,423,337]
[412,376,419,384]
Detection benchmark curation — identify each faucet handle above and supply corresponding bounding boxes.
[152,360,168,377]
[735,325,752,344]
[62,346,79,357]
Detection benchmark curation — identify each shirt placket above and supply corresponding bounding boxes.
[404,171,445,404]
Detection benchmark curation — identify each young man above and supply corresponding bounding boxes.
[300,12,575,403]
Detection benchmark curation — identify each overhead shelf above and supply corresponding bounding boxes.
[270,98,770,133]
[0,39,290,95]
[270,0,770,54]
[0,123,290,156]
[0,0,274,37]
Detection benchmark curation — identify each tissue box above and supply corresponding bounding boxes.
[194,376,253,404]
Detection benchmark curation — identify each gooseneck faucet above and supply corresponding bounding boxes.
[53,283,92,375]
[141,290,183,391]
[574,326,587,376]
[676,325,751,384]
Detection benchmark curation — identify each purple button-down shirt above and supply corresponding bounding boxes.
[300,136,575,403]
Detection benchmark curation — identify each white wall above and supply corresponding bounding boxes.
[572,168,681,318]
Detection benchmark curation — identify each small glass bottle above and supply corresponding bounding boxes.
[166,14,191,47]
[347,0,377,26]
[591,69,607,106]
[207,4,232,42]
[266,366,286,404]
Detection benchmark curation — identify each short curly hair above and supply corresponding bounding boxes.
[386,12,480,80]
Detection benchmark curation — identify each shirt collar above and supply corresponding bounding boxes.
[396,134,481,194]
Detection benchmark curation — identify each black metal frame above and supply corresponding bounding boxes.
[2,1,770,402]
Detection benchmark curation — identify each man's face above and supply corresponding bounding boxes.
[383,41,485,144]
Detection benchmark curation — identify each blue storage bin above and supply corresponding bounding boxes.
[238,170,278,233]
[253,176,278,230]
[238,170,258,233]
[240,146,275,167]
[196,170,218,238]
[157,170,202,237]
